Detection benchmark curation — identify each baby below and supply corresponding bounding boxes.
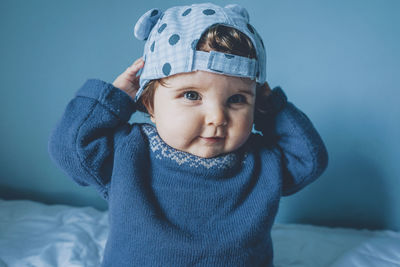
[49,3,328,266]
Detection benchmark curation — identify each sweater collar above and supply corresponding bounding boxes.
[140,124,248,177]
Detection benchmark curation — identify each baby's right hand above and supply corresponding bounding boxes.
[112,57,145,99]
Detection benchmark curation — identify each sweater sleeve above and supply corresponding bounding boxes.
[48,79,137,199]
[254,87,329,196]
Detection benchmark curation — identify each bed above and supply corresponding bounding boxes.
[1,199,399,267]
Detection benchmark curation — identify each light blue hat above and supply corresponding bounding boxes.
[133,2,266,102]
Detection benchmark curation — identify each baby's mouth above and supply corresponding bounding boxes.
[200,136,225,143]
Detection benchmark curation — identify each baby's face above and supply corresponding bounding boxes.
[149,70,256,158]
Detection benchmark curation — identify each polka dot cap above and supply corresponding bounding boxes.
[133,3,266,102]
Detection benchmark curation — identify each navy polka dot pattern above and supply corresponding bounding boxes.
[169,34,180,45]
[162,63,171,76]
[158,23,167,33]
[203,9,216,15]
[150,9,159,17]
[133,3,267,102]
[182,8,192,16]
[191,39,199,50]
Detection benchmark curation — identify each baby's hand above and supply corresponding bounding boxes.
[255,81,273,113]
[256,82,272,99]
[112,57,145,99]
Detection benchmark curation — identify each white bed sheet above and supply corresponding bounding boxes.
[272,224,400,267]
[0,199,399,267]
[0,199,107,267]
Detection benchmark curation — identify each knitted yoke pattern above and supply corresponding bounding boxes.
[48,79,328,266]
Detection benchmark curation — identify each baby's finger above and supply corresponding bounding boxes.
[132,57,144,65]
[130,57,144,69]
[126,59,144,77]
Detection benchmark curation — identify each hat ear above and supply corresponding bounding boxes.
[224,4,249,22]
[134,8,163,41]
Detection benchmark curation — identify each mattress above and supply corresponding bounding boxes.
[0,199,399,267]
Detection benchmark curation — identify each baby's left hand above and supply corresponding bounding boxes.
[257,82,272,98]
[255,82,272,114]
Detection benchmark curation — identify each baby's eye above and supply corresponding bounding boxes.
[183,91,200,100]
[228,94,246,104]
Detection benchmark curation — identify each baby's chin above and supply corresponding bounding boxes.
[191,151,224,159]
[185,146,234,159]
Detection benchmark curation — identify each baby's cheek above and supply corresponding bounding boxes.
[233,114,253,144]
[163,114,199,146]
[177,117,202,141]
[237,109,254,128]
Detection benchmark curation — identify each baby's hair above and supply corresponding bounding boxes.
[137,24,257,114]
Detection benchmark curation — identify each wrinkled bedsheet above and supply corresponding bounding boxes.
[0,199,399,267]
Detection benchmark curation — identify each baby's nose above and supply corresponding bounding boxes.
[205,104,228,127]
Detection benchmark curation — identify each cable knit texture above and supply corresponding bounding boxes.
[48,79,328,266]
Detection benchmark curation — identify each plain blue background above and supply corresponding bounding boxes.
[0,0,399,231]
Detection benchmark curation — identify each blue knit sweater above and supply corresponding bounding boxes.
[48,79,328,266]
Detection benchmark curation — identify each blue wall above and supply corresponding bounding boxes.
[1,0,399,231]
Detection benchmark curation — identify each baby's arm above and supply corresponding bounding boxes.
[254,83,329,196]
[48,59,144,199]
